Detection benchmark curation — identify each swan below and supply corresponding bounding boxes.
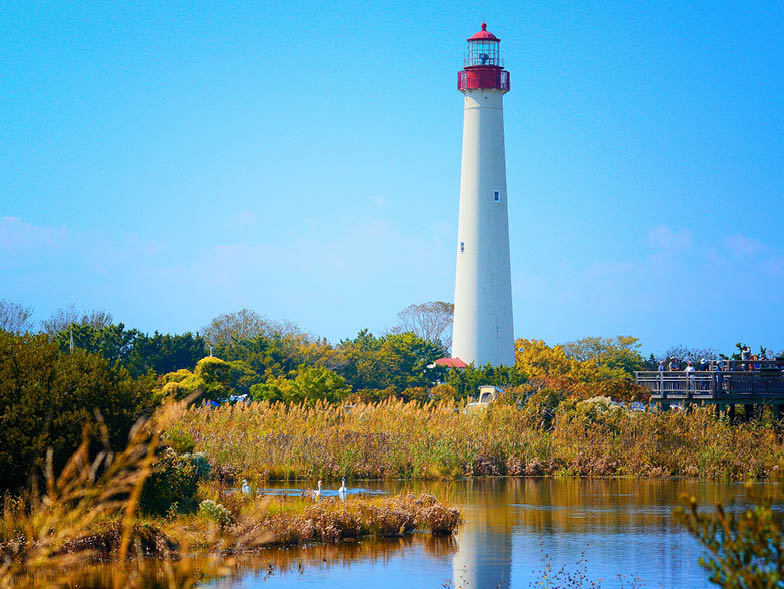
[338,478,347,495]
[309,480,322,500]
[241,479,252,496]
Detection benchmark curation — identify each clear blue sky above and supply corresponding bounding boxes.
[1,1,782,355]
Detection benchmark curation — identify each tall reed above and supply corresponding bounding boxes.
[176,399,784,481]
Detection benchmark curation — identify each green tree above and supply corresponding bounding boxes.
[562,336,646,377]
[338,329,385,390]
[0,332,153,491]
[445,364,526,400]
[53,322,139,365]
[125,331,206,377]
[250,365,350,405]
[338,330,445,392]
[226,359,261,396]
[378,332,445,390]
[213,332,305,379]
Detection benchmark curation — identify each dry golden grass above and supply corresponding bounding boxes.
[176,399,784,481]
[192,491,460,552]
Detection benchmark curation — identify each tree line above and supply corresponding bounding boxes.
[0,297,681,491]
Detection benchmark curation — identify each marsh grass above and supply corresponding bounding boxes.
[156,487,460,555]
[0,395,459,588]
[177,399,784,481]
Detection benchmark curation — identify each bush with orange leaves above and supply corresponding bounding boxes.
[513,338,648,402]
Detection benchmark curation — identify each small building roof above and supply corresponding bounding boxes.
[434,357,469,369]
[468,23,500,42]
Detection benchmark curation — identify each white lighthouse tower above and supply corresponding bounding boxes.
[452,23,515,367]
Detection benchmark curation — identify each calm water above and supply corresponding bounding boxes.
[73,478,781,588]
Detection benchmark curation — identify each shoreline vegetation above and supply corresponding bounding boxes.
[177,397,784,482]
[0,398,460,589]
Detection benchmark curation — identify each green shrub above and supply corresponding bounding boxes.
[140,449,203,516]
[519,387,566,430]
[194,357,231,400]
[400,387,428,403]
[187,452,211,480]
[198,499,233,527]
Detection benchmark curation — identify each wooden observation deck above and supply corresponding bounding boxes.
[635,360,784,415]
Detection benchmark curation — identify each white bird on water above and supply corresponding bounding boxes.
[310,480,322,500]
[241,479,252,496]
[338,478,347,496]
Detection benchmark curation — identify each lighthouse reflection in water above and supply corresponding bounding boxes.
[452,480,513,588]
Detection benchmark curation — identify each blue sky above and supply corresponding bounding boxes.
[1,1,782,355]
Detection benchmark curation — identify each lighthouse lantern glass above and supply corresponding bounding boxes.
[466,40,500,67]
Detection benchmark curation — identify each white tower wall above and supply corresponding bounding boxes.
[452,88,515,366]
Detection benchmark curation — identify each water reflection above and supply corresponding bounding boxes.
[236,478,770,588]
[56,479,780,588]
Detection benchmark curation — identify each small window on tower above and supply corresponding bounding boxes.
[460,241,465,253]
[493,190,501,202]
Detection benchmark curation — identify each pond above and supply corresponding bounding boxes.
[74,478,779,588]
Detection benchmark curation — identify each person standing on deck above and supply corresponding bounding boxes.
[657,360,666,392]
[714,362,724,394]
[686,361,696,393]
[698,358,709,391]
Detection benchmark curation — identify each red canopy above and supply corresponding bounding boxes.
[434,357,468,369]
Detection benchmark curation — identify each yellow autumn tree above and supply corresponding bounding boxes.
[514,339,578,380]
[513,338,635,383]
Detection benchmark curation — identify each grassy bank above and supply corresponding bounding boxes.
[175,397,784,481]
[7,491,457,559]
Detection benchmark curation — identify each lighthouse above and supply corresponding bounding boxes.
[452,23,515,367]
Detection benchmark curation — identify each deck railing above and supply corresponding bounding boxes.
[635,370,784,400]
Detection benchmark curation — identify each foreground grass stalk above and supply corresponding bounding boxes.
[0,395,203,588]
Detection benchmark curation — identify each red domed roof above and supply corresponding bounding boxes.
[467,23,500,42]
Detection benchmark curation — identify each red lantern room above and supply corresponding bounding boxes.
[458,23,510,92]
